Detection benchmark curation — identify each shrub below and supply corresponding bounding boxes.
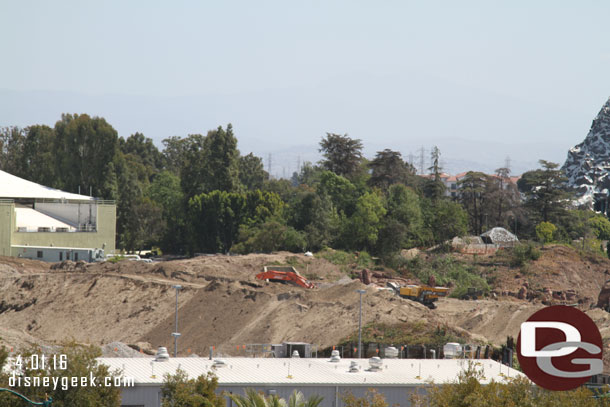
[509,242,541,267]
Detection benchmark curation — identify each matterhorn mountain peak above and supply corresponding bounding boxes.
[563,97,610,208]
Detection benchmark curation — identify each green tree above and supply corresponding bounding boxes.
[0,126,25,175]
[411,363,601,407]
[317,171,358,216]
[345,192,387,251]
[149,171,186,253]
[368,149,415,190]
[179,134,207,199]
[295,162,324,187]
[161,369,225,407]
[287,188,341,251]
[120,132,163,181]
[0,343,122,407]
[19,125,57,187]
[233,219,306,253]
[458,172,488,235]
[484,167,520,229]
[162,135,190,175]
[188,190,283,254]
[517,160,573,224]
[201,124,240,192]
[342,389,388,407]
[423,146,446,200]
[589,213,610,240]
[239,153,268,190]
[381,184,423,249]
[188,191,246,253]
[54,113,120,198]
[535,221,556,245]
[180,125,240,197]
[423,199,468,244]
[319,133,364,179]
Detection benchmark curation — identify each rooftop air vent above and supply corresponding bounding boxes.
[368,356,383,371]
[329,350,340,363]
[349,361,360,372]
[384,346,399,359]
[212,359,227,369]
[291,350,300,358]
[155,347,169,361]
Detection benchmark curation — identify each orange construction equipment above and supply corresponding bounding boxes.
[256,267,315,289]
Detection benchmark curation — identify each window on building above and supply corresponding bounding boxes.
[451,183,457,190]
[59,252,63,261]
[37,251,43,258]
[66,252,70,260]
[74,253,78,261]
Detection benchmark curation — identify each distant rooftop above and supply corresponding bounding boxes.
[98,357,524,386]
[0,170,93,201]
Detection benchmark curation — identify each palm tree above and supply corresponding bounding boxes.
[228,389,323,407]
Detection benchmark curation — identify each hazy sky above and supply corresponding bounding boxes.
[2,1,610,176]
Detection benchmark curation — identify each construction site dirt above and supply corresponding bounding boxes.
[1,245,610,371]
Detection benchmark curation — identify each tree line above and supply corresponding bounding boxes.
[2,114,610,257]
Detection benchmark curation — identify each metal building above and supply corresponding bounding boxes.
[98,356,524,407]
[0,170,116,260]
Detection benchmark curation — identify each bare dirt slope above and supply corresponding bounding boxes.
[0,245,609,363]
[0,253,440,356]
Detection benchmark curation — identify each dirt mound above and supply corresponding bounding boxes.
[0,246,609,373]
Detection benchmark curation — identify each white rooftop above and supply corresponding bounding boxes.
[0,170,93,201]
[97,357,525,386]
[14,208,76,231]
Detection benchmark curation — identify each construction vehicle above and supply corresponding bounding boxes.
[460,287,483,300]
[391,284,449,309]
[256,266,315,289]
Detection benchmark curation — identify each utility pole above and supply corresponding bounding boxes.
[172,285,182,357]
[356,289,366,358]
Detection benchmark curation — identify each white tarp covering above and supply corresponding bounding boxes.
[480,227,519,245]
[0,170,92,201]
[14,208,76,232]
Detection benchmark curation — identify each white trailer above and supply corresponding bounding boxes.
[12,245,105,263]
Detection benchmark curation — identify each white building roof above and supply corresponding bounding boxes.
[97,357,525,387]
[0,170,93,201]
[14,208,76,231]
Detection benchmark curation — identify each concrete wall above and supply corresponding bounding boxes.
[6,202,116,257]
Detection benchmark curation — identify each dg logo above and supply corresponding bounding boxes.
[517,305,603,391]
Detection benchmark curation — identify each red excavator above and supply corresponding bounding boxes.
[256,266,316,289]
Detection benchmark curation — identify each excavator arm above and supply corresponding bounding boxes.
[256,270,315,289]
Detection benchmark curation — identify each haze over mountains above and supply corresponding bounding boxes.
[0,86,599,177]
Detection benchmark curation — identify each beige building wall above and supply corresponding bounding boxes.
[0,201,14,256]
[2,201,116,257]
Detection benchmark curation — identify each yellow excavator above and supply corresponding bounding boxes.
[388,283,449,309]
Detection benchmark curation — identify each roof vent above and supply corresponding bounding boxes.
[349,361,360,372]
[368,356,383,371]
[291,350,300,358]
[155,347,170,361]
[330,350,340,363]
[384,346,399,359]
[212,359,227,369]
